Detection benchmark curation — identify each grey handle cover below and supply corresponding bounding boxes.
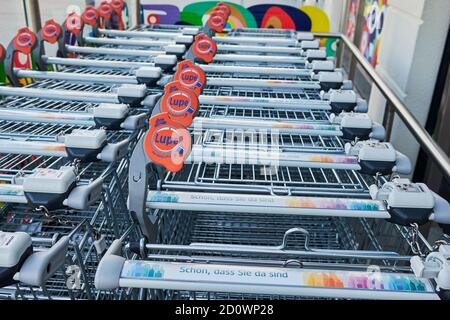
[430,192,450,224]
[121,114,147,130]
[141,93,164,108]
[394,151,412,175]
[18,236,69,287]
[65,177,104,210]
[99,139,130,163]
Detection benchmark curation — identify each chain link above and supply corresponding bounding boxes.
[352,136,360,145]
[409,223,449,257]
[375,172,382,187]
[36,205,102,243]
[409,223,426,257]
[432,236,450,252]
[36,205,75,228]
[71,159,81,181]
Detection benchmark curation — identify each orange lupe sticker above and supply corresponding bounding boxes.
[65,12,84,35]
[144,113,191,172]
[13,27,37,54]
[98,1,113,21]
[216,2,231,16]
[82,6,99,26]
[208,13,227,33]
[192,34,217,64]
[173,60,206,96]
[41,19,62,44]
[161,81,199,127]
[110,0,125,15]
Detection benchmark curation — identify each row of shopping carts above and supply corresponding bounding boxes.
[0,1,449,300]
[0,1,150,300]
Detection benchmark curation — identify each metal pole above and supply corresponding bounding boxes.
[338,0,350,34]
[134,0,141,27]
[348,1,365,81]
[382,101,396,142]
[336,0,350,68]
[425,66,450,191]
[24,0,42,33]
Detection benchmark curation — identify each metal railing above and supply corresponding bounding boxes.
[314,32,450,184]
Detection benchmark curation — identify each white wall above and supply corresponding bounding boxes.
[0,1,27,47]
[368,0,450,175]
[0,0,86,48]
[39,0,86,24]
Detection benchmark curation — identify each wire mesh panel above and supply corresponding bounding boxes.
[132,24,196,33]
[197,105,331,123]
[71,53,158,64]
[161,163,376,197]
[122,207,430,300]
[228,29,296,38]
[209,60,309,69]
[202,86,323,101]
[193,129,345,153]
[205,72,313,81]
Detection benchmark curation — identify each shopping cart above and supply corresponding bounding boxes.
[37,15,343,94]
[91,103,450,299]
[0,127,134,288]
[94,136,450,300]
[72,11,333,87]
[86,11,314,58]
[177,38,346,95]
[95,6,450,297]
[0,70,139,214]
[211,25,334,59]
[0,108,140,300]
[61,14,180,70]
[0,25,164,132]
[0,156,140,300]
[0,25,143,299]
[149,61,367,135]
[149,81,383,155]
[94,220,450,300]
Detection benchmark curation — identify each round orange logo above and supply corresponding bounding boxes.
[82,6,99,26]
[143,113,191,172]
[192,34,216,63]
[65,13,84,35]
[161,81,199,127]
[174,60,206,95]
[41,19,61,44]
[98,1,113,20]
[13,27,37,54]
